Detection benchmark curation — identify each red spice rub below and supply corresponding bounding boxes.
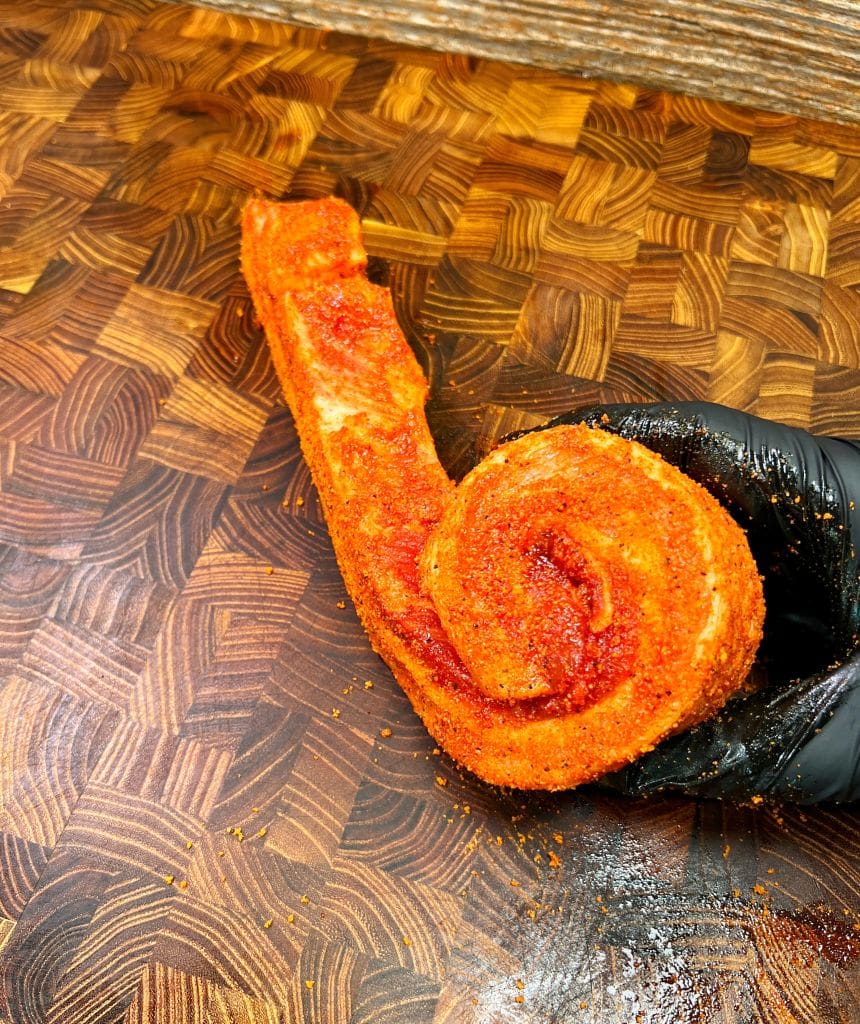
[241,195,765,790]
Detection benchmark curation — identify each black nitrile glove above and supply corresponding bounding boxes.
[544,402,860,804]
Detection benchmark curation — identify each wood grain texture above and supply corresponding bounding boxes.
[0,1,859,1021]
[183,0,860,127]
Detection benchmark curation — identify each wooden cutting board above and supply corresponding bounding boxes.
[0,1,859,1022]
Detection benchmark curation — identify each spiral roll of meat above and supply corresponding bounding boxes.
[241,196,765,791]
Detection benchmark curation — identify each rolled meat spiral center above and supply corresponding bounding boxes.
[421,424,731,720]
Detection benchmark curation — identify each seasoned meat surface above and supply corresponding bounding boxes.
[241,196,765,790]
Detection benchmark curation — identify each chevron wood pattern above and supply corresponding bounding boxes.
[0,1,859,1021]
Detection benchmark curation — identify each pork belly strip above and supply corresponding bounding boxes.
[241,196,764,790]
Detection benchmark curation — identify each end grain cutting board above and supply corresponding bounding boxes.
[0,1,858,1022]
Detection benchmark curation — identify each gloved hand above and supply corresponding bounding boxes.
[539,401,860,804]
